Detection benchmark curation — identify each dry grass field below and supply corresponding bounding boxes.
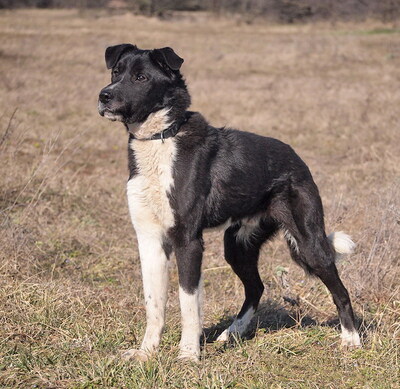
[0,9,399,388]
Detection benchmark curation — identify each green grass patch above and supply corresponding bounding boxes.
[362,28,400,35]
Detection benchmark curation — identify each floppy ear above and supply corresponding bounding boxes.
[150,47,184,71]
[105,44,137,69]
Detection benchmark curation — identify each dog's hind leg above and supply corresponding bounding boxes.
[280,185,361,348]
[217,219,278,342]
[314,262,360,347]
[288,237,361,347]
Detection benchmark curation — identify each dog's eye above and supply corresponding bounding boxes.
[136,74,148,82]
[112,69,119,77]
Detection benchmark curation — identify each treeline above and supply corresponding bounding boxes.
[210,0,400,23]
[1,0,399,23]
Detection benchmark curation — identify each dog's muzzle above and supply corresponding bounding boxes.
[98,87,113,116]
[98,90,124,122]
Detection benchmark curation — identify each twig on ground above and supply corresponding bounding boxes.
[0,108,18,149]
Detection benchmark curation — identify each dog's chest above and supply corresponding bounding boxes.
[127,139,176,234]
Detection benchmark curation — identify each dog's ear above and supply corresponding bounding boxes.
[150,47,184,71]
[105,44,137,69]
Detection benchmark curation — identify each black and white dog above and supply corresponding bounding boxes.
[98,44,361,361]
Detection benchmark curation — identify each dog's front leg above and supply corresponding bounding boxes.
[175,239,203,362]
[122,231,169,361]
[139,232,169,352]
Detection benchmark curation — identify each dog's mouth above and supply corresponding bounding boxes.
[103,110,123,122]
[98,103,124,122]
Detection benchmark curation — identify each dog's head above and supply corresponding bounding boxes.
[98,44,190,125]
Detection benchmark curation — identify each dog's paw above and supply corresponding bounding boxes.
[178,343,200,363]
[216,329,230,342]
[341,330,361,349]
[121,348,150,362]
[177,351,200,363]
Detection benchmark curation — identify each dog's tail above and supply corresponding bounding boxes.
[328,231,356,260]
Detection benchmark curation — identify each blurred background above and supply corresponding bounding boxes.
[1,0,400,24]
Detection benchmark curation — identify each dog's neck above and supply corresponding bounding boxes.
[127,108,172,140]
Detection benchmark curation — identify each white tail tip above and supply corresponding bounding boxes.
[328,231,356,256]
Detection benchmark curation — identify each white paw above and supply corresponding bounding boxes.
[178,344,200,362]
[216,309,255,343]
[178,351,200,363]
[341,329,361,348]
[121,348,150,362]
[216,329,230,342]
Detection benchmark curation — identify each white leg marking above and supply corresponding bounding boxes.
[138,232,169,353]
[216,307,256,342]
[341,327,361,348]
[178,278,203,361]
[121,230,168,362]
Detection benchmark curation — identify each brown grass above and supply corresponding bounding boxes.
[0,9,399,388]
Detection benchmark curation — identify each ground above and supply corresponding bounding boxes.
[0,9,399,389]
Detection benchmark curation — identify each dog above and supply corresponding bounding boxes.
[98,44,361,362]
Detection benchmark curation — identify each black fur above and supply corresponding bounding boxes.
[99,44,358,351]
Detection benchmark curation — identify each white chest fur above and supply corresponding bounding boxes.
[127,138,176,238]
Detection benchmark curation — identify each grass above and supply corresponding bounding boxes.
[0,9,399,389]
[362,28,400,35]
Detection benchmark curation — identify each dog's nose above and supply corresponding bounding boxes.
[99,90,112,104]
